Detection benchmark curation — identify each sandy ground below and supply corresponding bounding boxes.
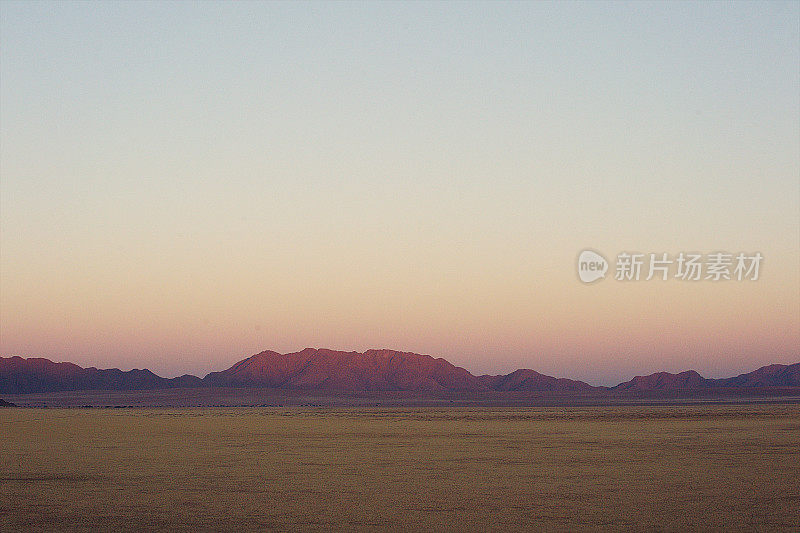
[2,404,799,531]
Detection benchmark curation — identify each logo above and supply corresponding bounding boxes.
[577,250,608,283]
[576,249,762,283]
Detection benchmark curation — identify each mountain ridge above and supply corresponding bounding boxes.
[1,350,798,395]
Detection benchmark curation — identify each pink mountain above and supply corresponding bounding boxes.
[203,348,482,391]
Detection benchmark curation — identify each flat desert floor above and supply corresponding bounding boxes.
[2,405,799,531]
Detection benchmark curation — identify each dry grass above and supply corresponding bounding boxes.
[2,405,799,531]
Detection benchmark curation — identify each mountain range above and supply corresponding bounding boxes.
[1,348,798,395]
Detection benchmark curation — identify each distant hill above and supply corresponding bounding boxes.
[0,356,202,394]
[1,351,798,395]
[204,348,487,391]
[717,363,800,388]
[612,370,713,391]
[478,369,595,391]
[0,398,16,407]
[613,363,800,391]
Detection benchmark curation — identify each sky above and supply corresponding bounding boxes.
[1,1,798,385]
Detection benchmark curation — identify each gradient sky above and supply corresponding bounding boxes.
[1,1,798,385]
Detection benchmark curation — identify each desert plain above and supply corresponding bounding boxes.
[2,403,798,531]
